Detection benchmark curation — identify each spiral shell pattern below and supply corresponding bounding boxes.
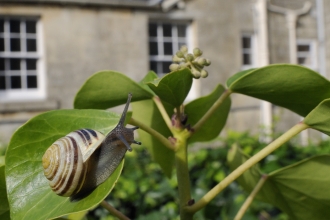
[42,129,104,197]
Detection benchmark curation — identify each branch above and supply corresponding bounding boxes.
[100,200,130,220]
[185,122,309,213]
[129,117,176,151]
[153,96,173,130]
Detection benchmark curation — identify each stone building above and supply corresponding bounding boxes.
[0,0,328,143]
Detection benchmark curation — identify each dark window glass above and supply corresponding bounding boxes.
[10,20,20,33]
[297,45,310,52]
[242,37,251,49]
[0,20,4,33]
[163,24,172,37]
[10,76,21,88]
[27,59,37,70]
[26,20,36,33]
[10,59,20,70]
[10,38,20,51]
[0,38,4,51]
[0,76,5,90]
[164,42,173,55]
[148,23,157,37]
[298,57,306,64]
[162,61,172,73]
[177,25,186,37]
[27,75,37,88]
[149,42,158,55]
[243,54,251,65]
[150,61,157,72]
[27,39,37,51]
[0,58,4,70]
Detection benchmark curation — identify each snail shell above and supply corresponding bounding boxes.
[42,93,140,200]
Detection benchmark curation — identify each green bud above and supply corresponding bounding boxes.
[172,55,182,63]
[169,63,180,72]
[193,48,203,57]
[180,45,188,53]
[205,59,211,66]
[193,70,201,79]
[186,53,194,61]
[201,69,208,78]
[176,51,184,58]
[180,63,189,68]
[197,58,207,66]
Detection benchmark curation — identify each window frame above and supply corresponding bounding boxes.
[0,16,46,102]
[296,39,317,70]
[241,33,256,70]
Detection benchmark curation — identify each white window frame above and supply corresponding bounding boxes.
[148,21,192,77]
[297,39,317,70]
[0,16,46,102]
[241,33,256,70]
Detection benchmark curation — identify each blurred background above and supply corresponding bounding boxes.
[0,0,329,219]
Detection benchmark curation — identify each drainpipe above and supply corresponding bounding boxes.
[268,1,312,145]
[254,0,272,143]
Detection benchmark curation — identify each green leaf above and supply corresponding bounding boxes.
[132,100,174,177]
[74,71,153,109]
[227,145,330,220]
[0,165,10,220]
[139,71,158,95]
[146,68,193,107]
[6,110,127,220]
[185,84,231,143]
[227,64,330,117]
[304,98,330,136]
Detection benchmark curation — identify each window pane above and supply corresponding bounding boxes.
[0,20,4,33]
[297,45,310,52]
[10,59,20,70]
[164,42,173,55]
[10,20,20,33]
[10,38,21,51]
[243,54,251,65]
[242,37,251,49]
[26,20,36,33]
[163,24,172,37]
[0,58,4,70]
[149,42,158,55]
[0,38,4,51]
[162,61,172,73]
[298,57,306,64]
[0,76,5,90]
[177,25,186,37]
[27,75,37,88]
[149,23,157,37]
[150,61,157,72]
[27,39,37,51]
[10,76,21,88]
[27,59,37,70]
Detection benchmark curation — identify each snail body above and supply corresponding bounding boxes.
[42,93,140,200]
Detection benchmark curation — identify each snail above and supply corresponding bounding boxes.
[42,93,140,201]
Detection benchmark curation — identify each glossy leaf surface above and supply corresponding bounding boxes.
[146,68,193,107]
[132,100,174,177]
[227,145,330,220]
[6,110,126,220]
[227,64,330,116]
[185,84,231,143]
[74,71,153,109]
[0,165,10,220]
[304,98,330,136]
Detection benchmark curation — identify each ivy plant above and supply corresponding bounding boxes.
[2,46,330,220]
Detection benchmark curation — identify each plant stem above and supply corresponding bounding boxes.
[100,200,130,220]
[185,122,309,213]
[234,174,268,220]
[175,130,193,220]
[153,96,172,130]
[191,89,231,134]
[129,117,176,151]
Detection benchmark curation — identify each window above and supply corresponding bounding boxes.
[297,40,317,70]
[241,34,255,69]
[0,17,45,102]
[148,21,190,76]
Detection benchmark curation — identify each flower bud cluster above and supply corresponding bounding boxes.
[169,45,211,79]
